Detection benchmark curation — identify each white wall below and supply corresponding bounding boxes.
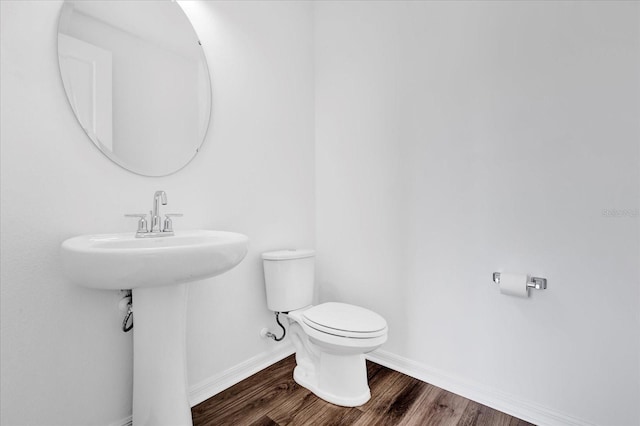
[0,1,314,425]
[315,1,639,425]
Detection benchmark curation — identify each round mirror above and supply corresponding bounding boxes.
[57,1,212,176]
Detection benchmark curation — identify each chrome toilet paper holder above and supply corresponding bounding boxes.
[492,272,547,290]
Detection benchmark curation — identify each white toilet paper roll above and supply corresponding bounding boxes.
[499,273,528,297]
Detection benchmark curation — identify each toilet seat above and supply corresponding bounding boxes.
[301,302,387,339]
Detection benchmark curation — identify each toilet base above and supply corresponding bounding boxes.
[293,352,371,407]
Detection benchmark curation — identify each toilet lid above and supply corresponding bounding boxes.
[302,302,387,338]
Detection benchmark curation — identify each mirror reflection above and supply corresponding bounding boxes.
[57,1,212,176]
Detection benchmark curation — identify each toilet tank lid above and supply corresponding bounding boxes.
[262,249,315,260]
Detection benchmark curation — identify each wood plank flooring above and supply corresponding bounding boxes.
[192,355,534,426]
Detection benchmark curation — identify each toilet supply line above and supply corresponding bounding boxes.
[261,312,286,341]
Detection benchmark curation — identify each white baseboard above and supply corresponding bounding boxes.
[188,343,295,407]
[365,349,594,426]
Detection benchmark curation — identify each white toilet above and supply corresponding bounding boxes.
[262,249,388,407]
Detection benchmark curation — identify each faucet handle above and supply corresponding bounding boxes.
[125,214,148,233]
[163,214,183,233]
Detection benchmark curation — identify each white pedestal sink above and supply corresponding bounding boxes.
[61,230,249,426]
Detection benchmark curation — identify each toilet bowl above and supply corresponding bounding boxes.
[285,303,387,406]
[262,250,388,407]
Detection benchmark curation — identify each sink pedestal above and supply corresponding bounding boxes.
[132,284,192,426]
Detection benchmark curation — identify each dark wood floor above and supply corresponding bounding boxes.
[192,355,534,426]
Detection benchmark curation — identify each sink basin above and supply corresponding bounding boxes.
[61,230,249,289]
[60,229,249,426]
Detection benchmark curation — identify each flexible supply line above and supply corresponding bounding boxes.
[265,312,286,341]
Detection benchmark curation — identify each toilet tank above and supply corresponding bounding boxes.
[262,249,315,312]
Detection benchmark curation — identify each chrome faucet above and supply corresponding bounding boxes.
[151,190,167,233]
[125,190,182,238]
